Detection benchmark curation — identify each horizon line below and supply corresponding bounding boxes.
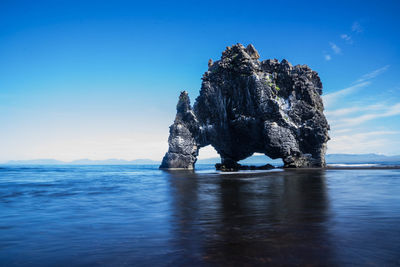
[1,153,400,165]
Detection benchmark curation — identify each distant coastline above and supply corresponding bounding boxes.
[2,153,400,166]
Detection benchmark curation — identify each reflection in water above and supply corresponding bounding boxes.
[167,170,334,265]
[166,170,202,262]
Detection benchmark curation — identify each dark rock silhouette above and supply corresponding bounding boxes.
[160,44,330,170]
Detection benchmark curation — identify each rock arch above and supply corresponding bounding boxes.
[160,44,330,170]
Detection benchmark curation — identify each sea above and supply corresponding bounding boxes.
[0,164,400,266]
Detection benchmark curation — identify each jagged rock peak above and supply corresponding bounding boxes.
[160,43,330,170]
[176,91,191,114]
[222,43,259,60]
[245,44,260,59]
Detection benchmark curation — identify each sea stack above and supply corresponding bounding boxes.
[160,44,330,170]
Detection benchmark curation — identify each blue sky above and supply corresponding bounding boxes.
[0,0,399,161]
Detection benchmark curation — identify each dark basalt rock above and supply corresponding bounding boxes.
[215,163,275,172]
[160,44,330,170]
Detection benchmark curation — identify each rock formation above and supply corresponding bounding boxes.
[160,44,330,170]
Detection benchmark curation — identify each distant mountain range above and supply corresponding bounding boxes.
[2,153,400,165]
[3,158,160,165]
[199,154,400,165]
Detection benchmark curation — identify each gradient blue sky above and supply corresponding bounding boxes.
[1,0,400,161]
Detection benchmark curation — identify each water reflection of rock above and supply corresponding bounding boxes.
[167,170,334,265]
[165,170,204,265]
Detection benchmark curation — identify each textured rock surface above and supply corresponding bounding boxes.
[160,44,330,169]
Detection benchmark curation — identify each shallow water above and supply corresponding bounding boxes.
[0,165,399,266]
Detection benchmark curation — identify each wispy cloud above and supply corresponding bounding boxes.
[325,103,385,117]
[330,103,400,128]
[355,65,390,83]
[323,81,371,108]
[324,42,341,60]
[323,22,364,63]
[324,65,399,155]
[340,34,353,44]
[352,21,363,33]
[329,42,341,54]
[323,65,390,108]
[328,130,399,154]
[324,54,332,61]
[335,130,399,139]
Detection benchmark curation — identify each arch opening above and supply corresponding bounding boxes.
[196,145,219,165]
[238,153,283,168]
[195,146,284,171]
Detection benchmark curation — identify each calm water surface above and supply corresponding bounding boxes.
[0,165,399,266]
